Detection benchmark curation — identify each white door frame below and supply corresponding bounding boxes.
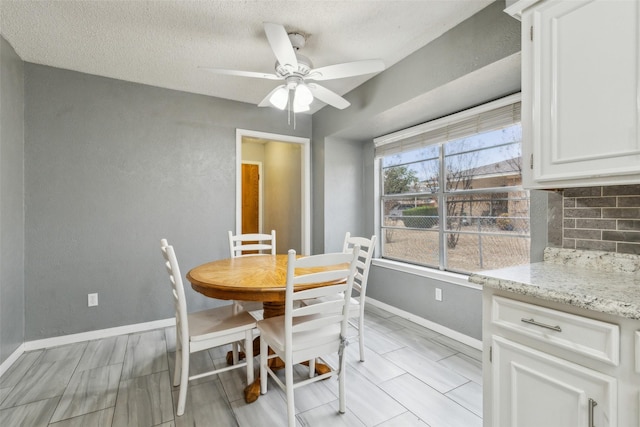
[236,129,311,255]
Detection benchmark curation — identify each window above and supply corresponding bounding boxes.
[375,95,529,274]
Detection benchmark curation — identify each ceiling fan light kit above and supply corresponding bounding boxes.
[201,22,385,124]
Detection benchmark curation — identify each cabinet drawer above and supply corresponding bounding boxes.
[492,296,620,365]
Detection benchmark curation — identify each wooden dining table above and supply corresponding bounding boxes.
[186,253,343,403]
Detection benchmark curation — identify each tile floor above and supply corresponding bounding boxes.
[0,304,482,426]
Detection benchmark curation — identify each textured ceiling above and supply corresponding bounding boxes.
[0,0,494,113]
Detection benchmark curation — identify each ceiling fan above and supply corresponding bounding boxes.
[201,22,385,113]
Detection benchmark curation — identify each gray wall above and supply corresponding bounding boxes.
[312,1,522,340]
[23,64,310,341]
[0,38,25,363]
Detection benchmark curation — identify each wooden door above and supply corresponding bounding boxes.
[241,163,259,234]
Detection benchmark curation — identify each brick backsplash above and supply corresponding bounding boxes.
[555,185,640,255]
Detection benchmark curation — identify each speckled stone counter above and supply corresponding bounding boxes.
[469,248,640,320]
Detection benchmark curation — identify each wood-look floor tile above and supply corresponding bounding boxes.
[446,381,483,417]
[363,305,394,319]
[0,343,86,408]
[213,355,256,403]
[387,317,441,339]
[76,335,128,371]
[113,370,173,427]
[173,379,237,427]
[432,334,482,361]
[0,396,59,427]
[49,407,114,427]
[360,327,404,355]
[363,313,405,335]
[380,373,482,427]
[383,347,468,393]
[322,367,406,427]
[0,387,11,406]
[0,350,42,388]
[50,364,122,422]
[297,400,367,427]
[388,329,457,362]
[438,353,483,385]
[121,330,168,380]
[375,411,429,426]
[231,385,288,427]
[168,349,218,388]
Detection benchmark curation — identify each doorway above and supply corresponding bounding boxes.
[235,129,311,255]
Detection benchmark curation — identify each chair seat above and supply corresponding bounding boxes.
[257,314,341,353]
[188,305,256,342]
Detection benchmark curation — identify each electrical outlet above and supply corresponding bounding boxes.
[435,288,442,302]
[88,293,98,307]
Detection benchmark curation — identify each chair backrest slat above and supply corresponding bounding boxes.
[342,233,376,295]
[161,239,189,345]
[284,248,359,349]
[228,230,276,257]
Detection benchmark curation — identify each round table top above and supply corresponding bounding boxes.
[186,254,340,303]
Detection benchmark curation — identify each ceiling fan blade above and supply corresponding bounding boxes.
[263,22,298,71]
[307,59,385,81]
[308,84,350,110]
[199,67,280,80]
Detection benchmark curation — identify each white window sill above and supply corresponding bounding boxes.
[371,258,482,290]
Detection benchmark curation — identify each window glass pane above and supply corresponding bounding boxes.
[382,229,439,267]
[383,197,439,228]
[382,145,439,168]
[445,192,530,234]
[444,131,522,192]
[383,158,439,195]
[445,234,530,273]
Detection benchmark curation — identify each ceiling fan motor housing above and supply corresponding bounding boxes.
[275,53,312,77]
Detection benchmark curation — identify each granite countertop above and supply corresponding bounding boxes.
[468,248,640,320]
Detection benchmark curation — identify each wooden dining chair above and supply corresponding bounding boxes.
[160,239,256,416]
[257,247,360,427]
[228,230,276,314]
[302,233,377,361]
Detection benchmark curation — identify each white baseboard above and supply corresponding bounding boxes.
[23,317,176,352]
[366,297,482,350]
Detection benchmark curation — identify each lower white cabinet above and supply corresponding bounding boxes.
[483,291,640,426]
[492,336,616,427]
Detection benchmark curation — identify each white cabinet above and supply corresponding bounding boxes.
[506,0,640,188]
[492,336,616,427]
[483,291,640,427]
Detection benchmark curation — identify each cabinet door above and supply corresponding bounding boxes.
[492,336,616,427]
[522,0,640,187]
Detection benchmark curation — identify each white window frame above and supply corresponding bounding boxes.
[373,93,523,282]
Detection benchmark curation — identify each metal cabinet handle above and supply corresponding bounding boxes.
[520,317,562,332]
[588,398,597,427]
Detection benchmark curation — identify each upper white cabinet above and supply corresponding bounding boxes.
[506,0,640,188]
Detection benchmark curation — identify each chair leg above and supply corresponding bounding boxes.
[259,336,268,395]
[338,352,346,414]
[173,332,182,387]
[232,342,239,364]
[358,314,365,362]
[245,331,254,384]
[308,358,315,378]
[286,361,296,427]
[176,347,190,416]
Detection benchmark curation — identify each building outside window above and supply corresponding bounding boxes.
[375,95,529,274]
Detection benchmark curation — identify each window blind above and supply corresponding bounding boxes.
[374,94,521,158]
